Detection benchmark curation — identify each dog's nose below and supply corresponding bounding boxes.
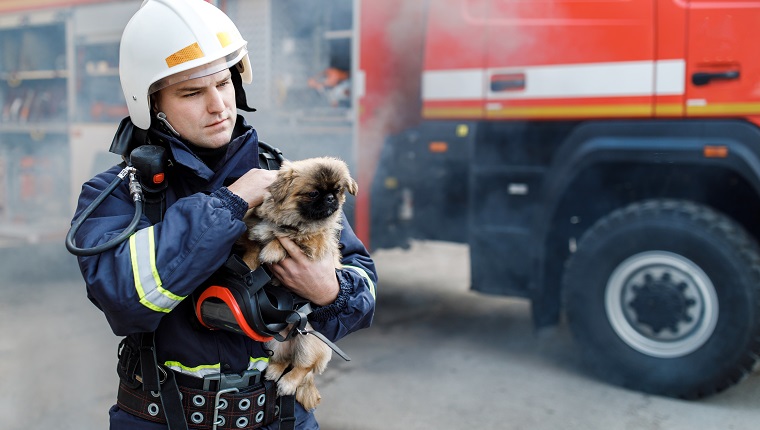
[325,194,336,204]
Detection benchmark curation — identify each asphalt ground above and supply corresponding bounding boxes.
[0,241,758,429]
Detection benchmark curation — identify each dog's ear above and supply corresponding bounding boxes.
[345,176,358,196]
[268,163,297,204]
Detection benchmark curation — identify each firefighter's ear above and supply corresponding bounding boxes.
[150,93,160,113]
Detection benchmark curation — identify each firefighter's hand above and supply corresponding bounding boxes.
[268,236,340,306]
[226,169,277,209]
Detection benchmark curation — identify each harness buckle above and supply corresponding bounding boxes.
[117,338,141,389]
[202,369,261,391]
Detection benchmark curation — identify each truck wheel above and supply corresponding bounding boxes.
[562,199,760,399]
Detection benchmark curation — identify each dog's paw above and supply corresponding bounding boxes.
[275,373,300,397]
[260,241,288,264]
[276,367,311,398]
[264,362,288,382]
[296,381,321,411]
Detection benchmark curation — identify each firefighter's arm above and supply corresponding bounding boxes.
[306,214,377,342]
[77,172,249,336]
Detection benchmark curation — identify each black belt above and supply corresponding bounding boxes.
[117,377,278,430]
[116,335,295,430]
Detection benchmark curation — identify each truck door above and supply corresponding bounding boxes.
[421,0,489,120]
[685,1,760,121]
[484,0,656,119]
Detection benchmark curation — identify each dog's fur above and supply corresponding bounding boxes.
[238,156,357,410]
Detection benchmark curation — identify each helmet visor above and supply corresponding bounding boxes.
[148,45,248,95]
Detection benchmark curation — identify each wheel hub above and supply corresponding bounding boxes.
[605,251,719,358]
[628,273,697,335]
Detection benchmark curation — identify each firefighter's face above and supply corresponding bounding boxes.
[153,69,237,149]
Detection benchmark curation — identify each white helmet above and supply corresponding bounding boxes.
[119,0,252,130]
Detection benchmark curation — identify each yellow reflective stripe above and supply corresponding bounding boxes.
[249,357,269,371]
[686,102,760,116]
[424,104,655,119]
[165,42,204,68]
[164,357,270,378]
[485,103,652,119]
[147,232,184,302]
[129,234,151,309]
[655,102,683,116]
[129,226,185,313]
[164,361,222,378]
[217,32,232,48]
[343,265,376,299]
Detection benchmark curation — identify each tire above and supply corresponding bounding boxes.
[562,199,760,399]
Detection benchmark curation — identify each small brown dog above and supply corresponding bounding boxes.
[238,156,357,410]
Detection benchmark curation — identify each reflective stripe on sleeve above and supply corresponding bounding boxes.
[129,226,185,313]
[343,265,376,299]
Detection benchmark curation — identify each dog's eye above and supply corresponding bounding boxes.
[307,191,320,198]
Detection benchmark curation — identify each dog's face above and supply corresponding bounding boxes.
[265,157,358,225]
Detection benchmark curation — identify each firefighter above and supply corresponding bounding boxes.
[68,0,376,429]
[307,66,351,108]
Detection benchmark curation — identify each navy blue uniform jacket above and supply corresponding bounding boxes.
[71,117,377,428]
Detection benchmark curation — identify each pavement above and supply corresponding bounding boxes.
[0,241,758,429]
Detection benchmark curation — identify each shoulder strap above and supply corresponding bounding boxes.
[143,195,166,225]
[139,332,188,430]
[258,141,286,170]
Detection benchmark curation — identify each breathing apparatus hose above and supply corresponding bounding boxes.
[67,141,278,257]
[65,166,144,257]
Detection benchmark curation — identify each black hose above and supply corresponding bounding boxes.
[65,167,144,256]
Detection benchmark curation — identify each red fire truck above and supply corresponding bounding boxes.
[4,0,758,399]
[356,0,760,398]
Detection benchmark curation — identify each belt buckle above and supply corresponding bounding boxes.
[202,368,261,391]
[213,387,239,430]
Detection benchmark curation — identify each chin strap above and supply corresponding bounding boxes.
[231,65,257,113]
[156,112,181,138]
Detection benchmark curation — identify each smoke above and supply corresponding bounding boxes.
[0,0,542,251]
[227,0,356,169]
